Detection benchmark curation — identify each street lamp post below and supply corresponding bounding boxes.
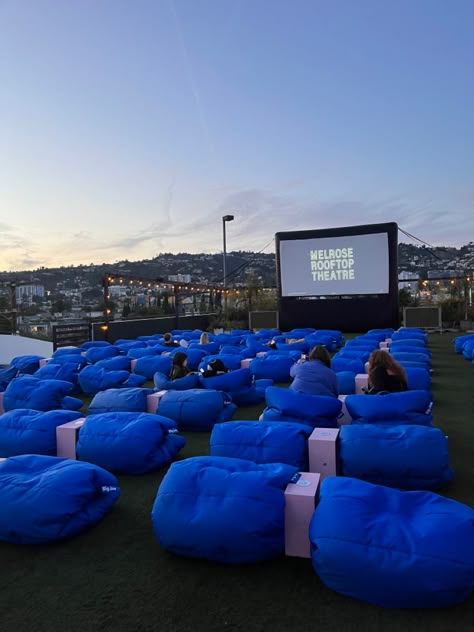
[222,214,234,326]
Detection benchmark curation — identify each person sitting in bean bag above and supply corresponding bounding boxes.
[367,350,408,394]
[170,352,194,381]
[289,345,338,398]
[162,333,179,348]
[200,359,229,379]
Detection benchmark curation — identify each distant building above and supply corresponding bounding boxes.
[168,274,191,284]
[16,284,45,303]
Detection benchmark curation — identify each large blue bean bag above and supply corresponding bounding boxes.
[133,355,172,380]
[0,366,19,391]
[250,355,294,382]
[188,342,220,355]
[262,386,342,428]
[336,371,356,395]
[76,412,185,475]
[331,356,365,374]
[113,340,147,352]
[337,349,371,362]
[0,455,120,544]
[310,477,474,608]
[85,346,121,364]
[210,421,313,469]
[389,346,431,358]
[339,424,454,489]
[88,387,154,414]
[78,366,131,396]
[220,345,249,357]
[462,340,474,360]
[3,377,79,412]
[345,391,433,426]
[80,341,112,349]
[305,334,338,352]
[392,331,427,343]
[52,347,82,357]
[152,456,298,563]
[51,354,88,368]
[153,371,201,391]
[390,352,431,366]
[34,362,81,388]
[197,354,243,372]
[454,334,474,353]
[405,367,432,391]
[0,409,83,456]
[158,390,236,431]
[390,338,428,349]
[199,367,252,392]
[95,356,132,371]
[10,355,45,375]
[127,347,162,359]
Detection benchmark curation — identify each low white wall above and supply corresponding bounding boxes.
[0,335,53,365]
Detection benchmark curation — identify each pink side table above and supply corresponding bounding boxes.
[308,428,339,480]
[56,418,86,459]
[355,373,369,394]
[284,472,321,558]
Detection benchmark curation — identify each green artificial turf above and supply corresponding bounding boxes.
[1,333,473,632]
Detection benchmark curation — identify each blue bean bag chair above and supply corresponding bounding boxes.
[133,355,172,380]
[78,366,131,396]
[2,377,82,412]
[51,354,88,368]
[310,477,474,608]
[391,331,427,343]
[331,356,365,374]
[152,456,298,563]
[390,352,431,366]
[462,340,474,360]
[113,340,147,352]
[389,346,431,359]
[52,347,82,357]
[390,338,428,349]
[34,362,81,389]
[220,345,248,357]
[158,390,236,431]
[199,368,267,406]
[0,455,120,544]
[85,346,121,364]
[336,349,371,362]
[127,347,162,359]
[454,334,474,353]
[336,371,356,395]
[188,342,220,355]
[345,391,433,426]
[88,387,154,414]
[10,355,45,375]
[405,367,432,391]
[197,354,243,372]
[250,355,294,382]
[210,421,313,469]
[262,386,342,428]
[153,371,201,391]
[305,334,338,352]
[76,412,186,475]
[339,424,454,489]
[0,409,83,456]
[95,356,132,371]
[80,341,112,350]
[0,366,19,392]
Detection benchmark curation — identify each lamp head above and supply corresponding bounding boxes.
[222,214,234,222]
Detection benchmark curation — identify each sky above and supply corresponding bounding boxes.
[1,0,473,271]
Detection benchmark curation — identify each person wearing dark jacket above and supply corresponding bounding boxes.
[170,352,192,380]
[162,333,179,348]
[367,350,408,394]
[289,345,338,398]
[200,359,229,378]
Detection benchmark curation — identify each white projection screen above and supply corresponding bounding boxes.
[279,232,389,297]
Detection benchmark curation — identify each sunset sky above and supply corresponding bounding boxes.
[1,0,473,271]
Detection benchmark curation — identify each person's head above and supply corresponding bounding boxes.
[208,359,227,374]
[308,345,331,368]
[172,351,188,369]
[199,332,209,345]
[369,350,407,380]
[163,332,172,343]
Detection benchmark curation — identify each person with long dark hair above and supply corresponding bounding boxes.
[289,345,338,398]
[170,352,191,381]
[367,350,408,394]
